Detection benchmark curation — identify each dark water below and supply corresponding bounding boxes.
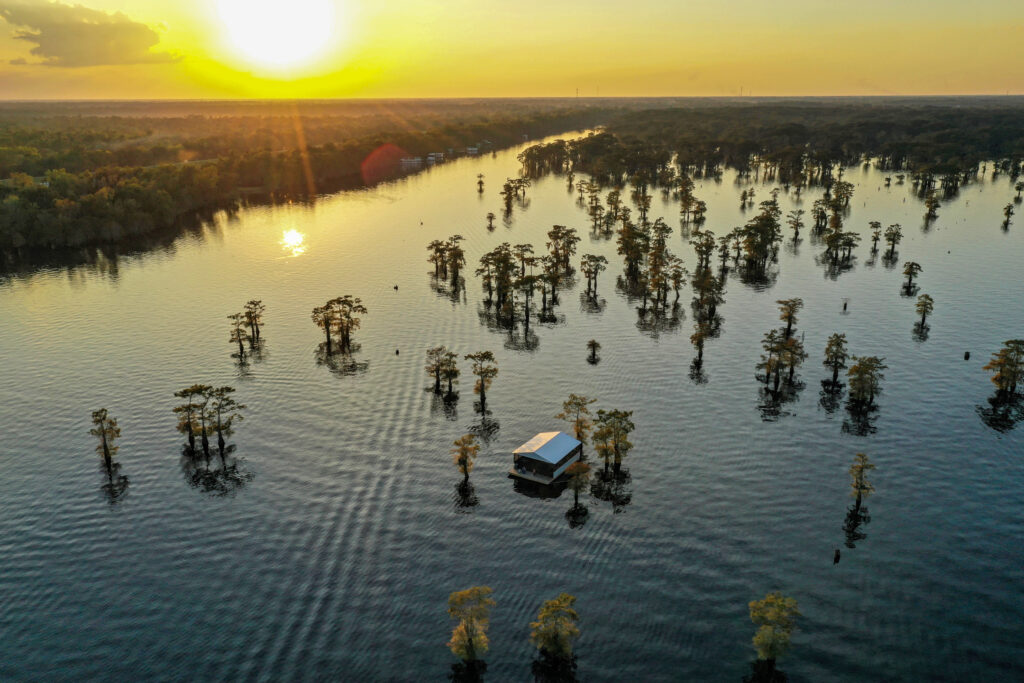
[1,134,1022,682]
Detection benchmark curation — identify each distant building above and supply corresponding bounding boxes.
[510,432,582,485]
[400,157,423,169]
[466,147,479,156]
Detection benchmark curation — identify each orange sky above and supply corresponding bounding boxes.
[0,0,1022,99]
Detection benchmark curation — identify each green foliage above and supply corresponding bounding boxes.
[556,394,597,442]
[593,409,635,471]
[465,351,498,399]
[529,593,580,658]
[451,433,480,480]
[847,356,887,406]
[89,408,121,463]
[983,340,1024,395]
[447,586,495,662]
[849,452,876,503]
[748,592,800,662]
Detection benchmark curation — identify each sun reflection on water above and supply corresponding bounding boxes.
[281,229,306,257]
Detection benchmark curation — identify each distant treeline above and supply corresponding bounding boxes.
[0,105,613,250]
[519,100,1024,185]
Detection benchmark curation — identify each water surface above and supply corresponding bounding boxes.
[1,136,1022,681]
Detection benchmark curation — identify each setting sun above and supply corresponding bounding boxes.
[217,0,337,71]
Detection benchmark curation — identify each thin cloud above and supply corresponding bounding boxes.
[0,0,177,67]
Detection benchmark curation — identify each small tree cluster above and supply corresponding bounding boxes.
[311,295,366,355]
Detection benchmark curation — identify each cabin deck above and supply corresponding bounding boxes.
[508,468,558,485]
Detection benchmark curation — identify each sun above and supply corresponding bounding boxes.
[217,0,337,71]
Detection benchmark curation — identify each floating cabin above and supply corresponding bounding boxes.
[510,432,582,485]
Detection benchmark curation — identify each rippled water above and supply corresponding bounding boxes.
[1,134,1022,682]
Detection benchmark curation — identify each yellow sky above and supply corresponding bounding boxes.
[0,0,1021,99]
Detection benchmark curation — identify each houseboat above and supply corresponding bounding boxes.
[510,432,582,485]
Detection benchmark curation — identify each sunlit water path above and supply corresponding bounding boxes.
[1,134,1022,681]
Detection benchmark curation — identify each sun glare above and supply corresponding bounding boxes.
[281,229,306,256]
[218,0,337,71]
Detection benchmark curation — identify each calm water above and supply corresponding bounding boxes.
[1,134,1022,682]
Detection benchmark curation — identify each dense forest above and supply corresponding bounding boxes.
[0,100,618,251]
[5,98,1024,254]
[519,99,1024,188]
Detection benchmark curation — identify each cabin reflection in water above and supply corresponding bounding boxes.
[510,432,582,485]
[512,477,567,499]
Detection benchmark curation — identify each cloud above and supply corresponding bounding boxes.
[0,0,177,67]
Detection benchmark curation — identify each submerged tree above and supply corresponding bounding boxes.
[556,394,597,442]
[244,299,265,345]
[91,408,128,503]
[173,384,212,452]
[426,346,450,393]
[441,350,461,399]
[746,592,800,682]
[566,461,591,512]
[1003,203,1015,229]
[228,312,250,357]
[208,386,245,457]
[822,333,849,385]
[848,452,875,512]
[332,295,367,354]
[530,593,581,682]
[915,294,934,325]
[847,356,887,409]
[447,586,495,670]
[593,409,635,474]
[90,408,122,476]
[465,351,498,410]
[884,224,902,257]
[983,339,1024,398]
[451,433,480,484]
[842,452,876,549]
[586,339,601,364]
[902,261,922,289]
[777,298,803,339]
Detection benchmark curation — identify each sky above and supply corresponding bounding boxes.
[0,0,1021,99]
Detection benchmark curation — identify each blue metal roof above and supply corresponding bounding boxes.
[513,431,581,464]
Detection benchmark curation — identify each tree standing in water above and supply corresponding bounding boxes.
[486,212,496,230]
[209,386,245,457]
[869,221,882,251]
[915,294,934,325]
[333,295,367,354]
[530,593,581,679]
[244,300,265,345]
[556,394,597,442]
[173,384,211,452]
[903,261,922,288]
[1003,203,1015,228]
[849,452,875,512]
[311,301,336,354]
[593,409,635,474]
[776,298,803,339]
[447,586,495,668]
[847,356,887,408]
[823,333,849,385]
[465,351,498,410]
[983,339,1024,398]
[441,350,460,399]
[90,408,121,475]
[747,592,800,681]
[884,224,902,257]
[586,339,601,364]
[451,434,480,484]
[425,346,449,394]
[565,461,591,509]
[228,312,250,357]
